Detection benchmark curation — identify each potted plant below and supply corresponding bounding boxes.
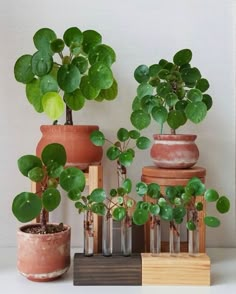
[14,27,118,169]
[131,176,230,255]
[90,127,151,256]
[130,48,213,168]
[12,143,86,281]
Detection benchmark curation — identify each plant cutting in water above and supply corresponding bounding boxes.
[130,49,213,134]
[14,27,118,125]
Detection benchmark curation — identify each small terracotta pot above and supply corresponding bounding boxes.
[17,224,71,282]
[36,125,103,170]
[150,134,199,169]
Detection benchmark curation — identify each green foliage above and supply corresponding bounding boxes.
[12,143,86,225]
[130,48,213,133]
[14,27,118,122]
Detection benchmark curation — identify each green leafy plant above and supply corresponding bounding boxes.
[12,143,87,233]
[14,27,118,125]
[90,127,151,221]
[130,49,213,134]
[132,177,230,231]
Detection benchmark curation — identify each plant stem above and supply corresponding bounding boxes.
[117,161,127,187]
[171,128,176,135]
[65,105,73,125]
[40,208,47,232]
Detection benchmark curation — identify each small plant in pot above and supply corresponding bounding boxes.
[12,143,86,281]
[90,127,151,256]
[131,177,230,255]
[130,49,213,168]
[14,27,118,169]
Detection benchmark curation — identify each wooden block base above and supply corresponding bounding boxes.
[73,253,142,285]
[142,253,211,286]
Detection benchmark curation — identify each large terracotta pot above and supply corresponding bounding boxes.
[17,224,71,282]
[150,134,199,169]
[36,125,103,170]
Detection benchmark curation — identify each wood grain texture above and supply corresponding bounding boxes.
[73,253,142,285]
[142,253,211,286]
[142,166,206,178]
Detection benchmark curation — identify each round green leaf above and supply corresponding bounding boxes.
[33,28,57,53]
[133,208,149,225]
[181,67,201,84]
[106,146,121,160]
[40,75,59,94]
[158,69,169,79]
[130,110,151,130]
[91,203,106,215]
[147,183,160,199]
[42,188,61,212]
[186,220,196,231]
[149,204,160,215]
[90,188,106,203]
[175,100,188,111]
[141,95,160,114]
[123,178,132,193]
[50,38,65,53]
[173,206,186,219]
[42,92,64,120]
[156,82,172,98]
[119,151,133,167]
[127,199,134,208]
[14,55,34,84]
[12,192,42,222]
[88,44,116,66]
[202,94,213,110]
[187,89,203,102]
[158,197,167,207]
[112,207,126,221]
[98,79,118,101]
[216,196,230,214]
[152,106,168,125]
[136,136,151,150]
[63,27,83,47]
[17,155,42,177]
[64,89,85,111]
[195,202,203,211]
[181,193,192,204]
[60,167,85,192]
[149,64,162,77]
[41,143,66,166]
[137,83,153,98]
[165,92,178,107]
[165,186,178,200]
[160,205,173,221]
[136,182,148,196]
[185,101,207,124]
[196,78,209,92]
[110,189,117,197]
[204,189,219,202]
[204,216,221,228]
[129,130,140,139]
[57,64,81,93]
[47,162,64,178]
[28,167,45,182]
[31,51,53,77]
[26,78,43,112]
[72,56,88,74]
[187,177,206,196]
[88,62,113,90]
[173,49,192,66]
[134,65,150,83]
[90,130,105,146]
[79,75,100,100]
[82,30,102,54]
[167,109,187,130]
[117,128,129,142]
[132,96,142,111]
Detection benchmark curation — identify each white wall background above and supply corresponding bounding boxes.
[0,0,235,248]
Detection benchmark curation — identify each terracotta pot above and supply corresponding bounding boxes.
[150,134,199,169]
[36,125,103,170]
[17,224,71,282]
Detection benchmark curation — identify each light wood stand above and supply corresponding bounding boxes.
[31,165,103,254]
[141,253,211,286]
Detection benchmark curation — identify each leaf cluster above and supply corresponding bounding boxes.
[14,27,118,121]
[130,49,213,133]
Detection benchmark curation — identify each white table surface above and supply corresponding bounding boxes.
[1,248,236,294]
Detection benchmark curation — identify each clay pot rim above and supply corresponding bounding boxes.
[40,125,99,132]
[153,134,197,141]
[18,223,71,236]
